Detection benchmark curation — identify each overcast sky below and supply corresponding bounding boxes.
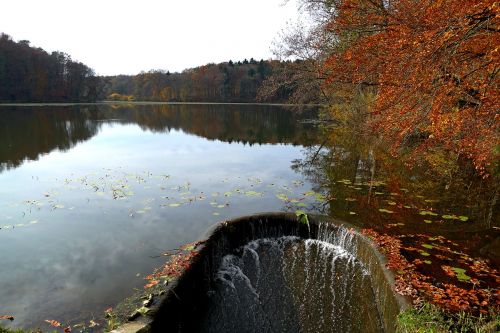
[0,0,300,75]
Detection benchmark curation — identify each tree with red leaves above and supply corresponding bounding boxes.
[323,0,499,174]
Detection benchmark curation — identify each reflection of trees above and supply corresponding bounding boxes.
[0,104,320,172]
[292,114,499,230]
[96,104,320,146]
[0,106,101,172]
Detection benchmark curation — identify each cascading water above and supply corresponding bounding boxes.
[201,224,385,333]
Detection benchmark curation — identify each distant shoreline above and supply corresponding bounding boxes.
[0,101,323,107]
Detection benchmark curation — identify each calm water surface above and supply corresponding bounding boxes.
[0,104,320,328]
[0,103,498,329]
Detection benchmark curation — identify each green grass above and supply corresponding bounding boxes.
[397,303,500,333]
[0,326,24,333]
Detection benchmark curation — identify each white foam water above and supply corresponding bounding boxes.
[203,226,384,333]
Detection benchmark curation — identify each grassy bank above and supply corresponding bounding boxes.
[397,303,499,333]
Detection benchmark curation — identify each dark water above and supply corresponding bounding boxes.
[0,104,321,329]
[0,103,497,329]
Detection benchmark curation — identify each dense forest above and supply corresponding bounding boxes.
[0,33,307,104]
[0,33,104,102]
[103,59,306,103]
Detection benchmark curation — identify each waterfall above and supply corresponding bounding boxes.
[201,225,384,333]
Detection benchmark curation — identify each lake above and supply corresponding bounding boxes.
[0,103,321,328]
[0,103,498,329]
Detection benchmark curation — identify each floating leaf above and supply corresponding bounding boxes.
[374,192,384,195]
[349,212,357,215]
[212,212,220,216]
[459,216,469,222]
[451,267,471,282]
[245,191,262,197]
[223,192,232,197]
[53,204,65,209]
[45,320,62,327]
[276,193,289,201]
[169,203,181,207]
[315,193,326,202]
[345,198,357,202]
[419,251,431,257]
[387,201,397,205]
[423,220,433,224]
[29,220,39,224]
[424,260,432,265]
[304,191,316,197]
[379,208,394,214]
[422,244,434,249]
[419,210,438,216]
[297,203,307,207]
[216,205,225,208]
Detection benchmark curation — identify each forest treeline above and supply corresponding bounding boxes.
[0,33,104,102]
[0,32,304,104]
[104,59,301,103]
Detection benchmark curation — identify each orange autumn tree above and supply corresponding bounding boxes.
[324,0,499,175]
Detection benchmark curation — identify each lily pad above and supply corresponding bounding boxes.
[423,220,433,224]
[315,193,327,202]
[276,194,289,201]
[169,203,181,207]
[451,267,471,282]
[419,251,431,257]
[379,208,394,214]
[419,210,438,216]
[422,244,434,249]
[245,191,262,197]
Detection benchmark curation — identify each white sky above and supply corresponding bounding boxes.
[0,0,300,75]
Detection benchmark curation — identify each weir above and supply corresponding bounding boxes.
[119,213,408,333]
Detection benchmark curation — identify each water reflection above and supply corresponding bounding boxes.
[291,121,499,263]
[0,104,318,173]
[0,104,322,329]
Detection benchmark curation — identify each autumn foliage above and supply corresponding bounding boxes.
[362,229,499,313]
[324,0,499,173]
